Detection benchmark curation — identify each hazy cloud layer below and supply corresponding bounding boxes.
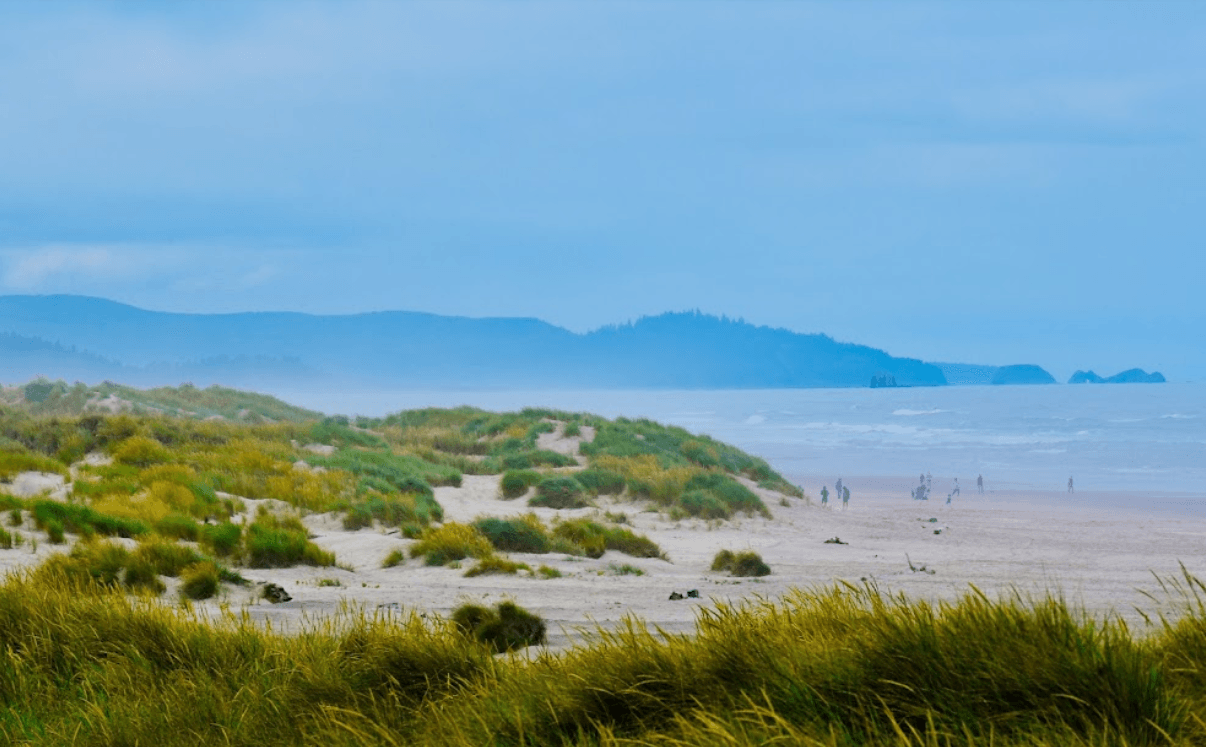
[0,2,1201,378]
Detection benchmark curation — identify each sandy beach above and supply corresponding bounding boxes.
[5,463,1206,649]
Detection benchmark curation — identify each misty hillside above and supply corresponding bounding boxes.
[0,296,949,390]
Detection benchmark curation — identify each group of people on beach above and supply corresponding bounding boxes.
[911,472,985,503]
[820,473,1077,508]
[819,478,850,509]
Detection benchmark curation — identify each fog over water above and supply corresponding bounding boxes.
[277,383,1206,506]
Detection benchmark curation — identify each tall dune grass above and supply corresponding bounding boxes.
[0,570,1198,746]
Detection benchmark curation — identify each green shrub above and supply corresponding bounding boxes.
[551,519,605,558]
[245,513,335,568]
[111,435,170,467]
[341,494,439,530]
[500,469,541,499]
[731,551,771,577]
[710,549,735,572]
[7,508,22,526]
[46,519,65,544]
[473,515,550,554]
[430,430,490,455]
[563,422,582,438]
[382,548,406,568]
[451,600,546,653]
[409,522,493,566]
[551,518,664,560]
[308,449,458,493]
[609,563,644,576]
[0,526,12,549]
[155,513,200,541]
[23,380,55,404]
[31,500,149,539]
[88,512,151,539]
[574,468,626,495]
[464,557,531,577]
[450,603,493,637]
[599,526,663,559]
[529,477,590,509]
[180,562,221,600]
[131,539,205,577]
[712,549,770,577]
[502,450,578,470]
[679,489,730,519]
[682,473,768,518]
[537,565,562,579]
[122,556,166,595]
[37,540,130,587]
[0,450,67,480]
[200,521,241,557]
[309,419,388,450]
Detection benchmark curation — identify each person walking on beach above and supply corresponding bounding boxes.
[977,474,984,494]
[821,485,829,506]
[835,478,843,503]
[1068,476,1074,493]
[952,478,960,497]
[842,485,850,509]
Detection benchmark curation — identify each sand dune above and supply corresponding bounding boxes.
[5,463,1204,648]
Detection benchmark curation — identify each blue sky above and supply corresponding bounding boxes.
[1,1,1203,380]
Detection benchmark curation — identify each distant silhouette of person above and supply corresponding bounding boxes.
[926,472,932,491]
[1068,476,1074,493]
[977,474,984,494]
[914,474,928,500]
[835,478,843,502]
[821,485,829,506]
[952,478,960,497]
[946,491,952,504]
[842,485,850,509]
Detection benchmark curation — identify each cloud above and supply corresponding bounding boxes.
[237,265,278,289]
[2,245,119,288]
[0,243,209,291]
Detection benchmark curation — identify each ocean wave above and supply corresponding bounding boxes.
[893,408,945,416]
[781,422,1084,446]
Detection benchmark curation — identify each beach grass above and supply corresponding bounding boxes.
[712,549,772,577]
[462,556,531,577]
[408,522,494,566]
[0,566,1198,745]
[499,468,542,499]
[470,513,663,561]
[528,475,591,509]
[245,510,336,568]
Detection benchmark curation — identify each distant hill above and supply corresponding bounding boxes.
[990,364,1056,385]
[1,332,129,382]
[934,362,1000,386]
[1069,368,1165,384]
[0,296,947,390]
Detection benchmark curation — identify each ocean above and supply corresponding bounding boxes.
[276,382,1206,506]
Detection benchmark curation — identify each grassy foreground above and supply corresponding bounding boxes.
[2,567,1206,745]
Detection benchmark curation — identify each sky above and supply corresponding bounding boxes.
[0,1,1203,381]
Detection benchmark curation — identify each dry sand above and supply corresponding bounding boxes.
[5,463,1206,648]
